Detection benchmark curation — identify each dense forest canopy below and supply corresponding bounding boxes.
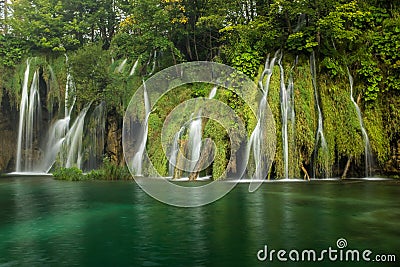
[0,0,399,177]
[1,1,399,97]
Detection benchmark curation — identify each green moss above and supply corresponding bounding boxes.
[262,59,316,178]
[267,65,283,178]
[293,63,316,170]
[203,120,228,180]
[320,76,365,174]
[147,113,168,176]
[364,102,390,165]
[53,167,84,181]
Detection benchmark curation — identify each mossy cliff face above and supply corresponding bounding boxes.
[252,54,399,179]
[0,54,399,177]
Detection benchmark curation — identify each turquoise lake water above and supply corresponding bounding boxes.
[0,176,399,266]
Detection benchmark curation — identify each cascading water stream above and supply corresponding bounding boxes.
[208,86,217,99]
[40,118,70,172]
[16,54,95,173]
[185,86,218,174]
[347,68,372,177]
[26,71,42,170]
[15,60,42,172]
[147,51,157,76]
[131,82,151,176]
[187,114,203,172]
[62,105,91,168]
[14,55,109,173]
[248,52,278,180]
[65,55,76,117]
[310,52,329,178]
[116,58,128,73]
[129,58,140,76]
[278,56,296,179]
[15,59,31,172]
[39,55,77,172]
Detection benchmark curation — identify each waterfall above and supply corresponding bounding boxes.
[186,86,218,173]
[278,56,296,179]
[131,82,151,176]
[60,105,90,169]
[129,58,140,76]
[41,103,99,172]
[15,59,31,172]
[147,51,157,76]
[168,86,218,177]
[15,60,42,172]
[40,118,70,172]
[116,58,128,73]
[248,53,278,180]
[310,52,329,178]
[187,115,203,172]
[14,56,105,173]
[65,55,76,117]
[258,52,278,96]
[208,86,218,99]
[347,69,372,177]
[39,55,76,172]
[248,95,268,180]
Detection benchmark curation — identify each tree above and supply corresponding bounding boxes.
[111,0,184,65]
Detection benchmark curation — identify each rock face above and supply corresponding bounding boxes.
[0,91,17,173]
[397,140,400,170]
[390,137,400,174]
[106,110,123,165]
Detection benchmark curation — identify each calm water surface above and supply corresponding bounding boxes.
[0,176,399,267]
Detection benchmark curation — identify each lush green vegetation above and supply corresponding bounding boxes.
[1,0,399,178]
[54,158,131,181]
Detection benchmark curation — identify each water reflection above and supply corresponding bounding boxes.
[0,177,399,267]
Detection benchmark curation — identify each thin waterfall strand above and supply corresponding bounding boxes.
[248,53,278,180]
[310,52,329,177]
[129,58,140,76]
[131,82,151,176]
[15,63,41,172]
[347,69,372,177]
[15,59,31,172]
[62,105,91,168]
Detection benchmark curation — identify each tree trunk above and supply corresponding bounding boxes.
[193,28,199,61]
[285,11,292,34]
[209,30,212,60]
[301,164,310,181]
[186,35,193,60]
[170,44,177,66]
[342,157,352,179]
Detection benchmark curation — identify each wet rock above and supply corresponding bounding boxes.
[0,91,17,172]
